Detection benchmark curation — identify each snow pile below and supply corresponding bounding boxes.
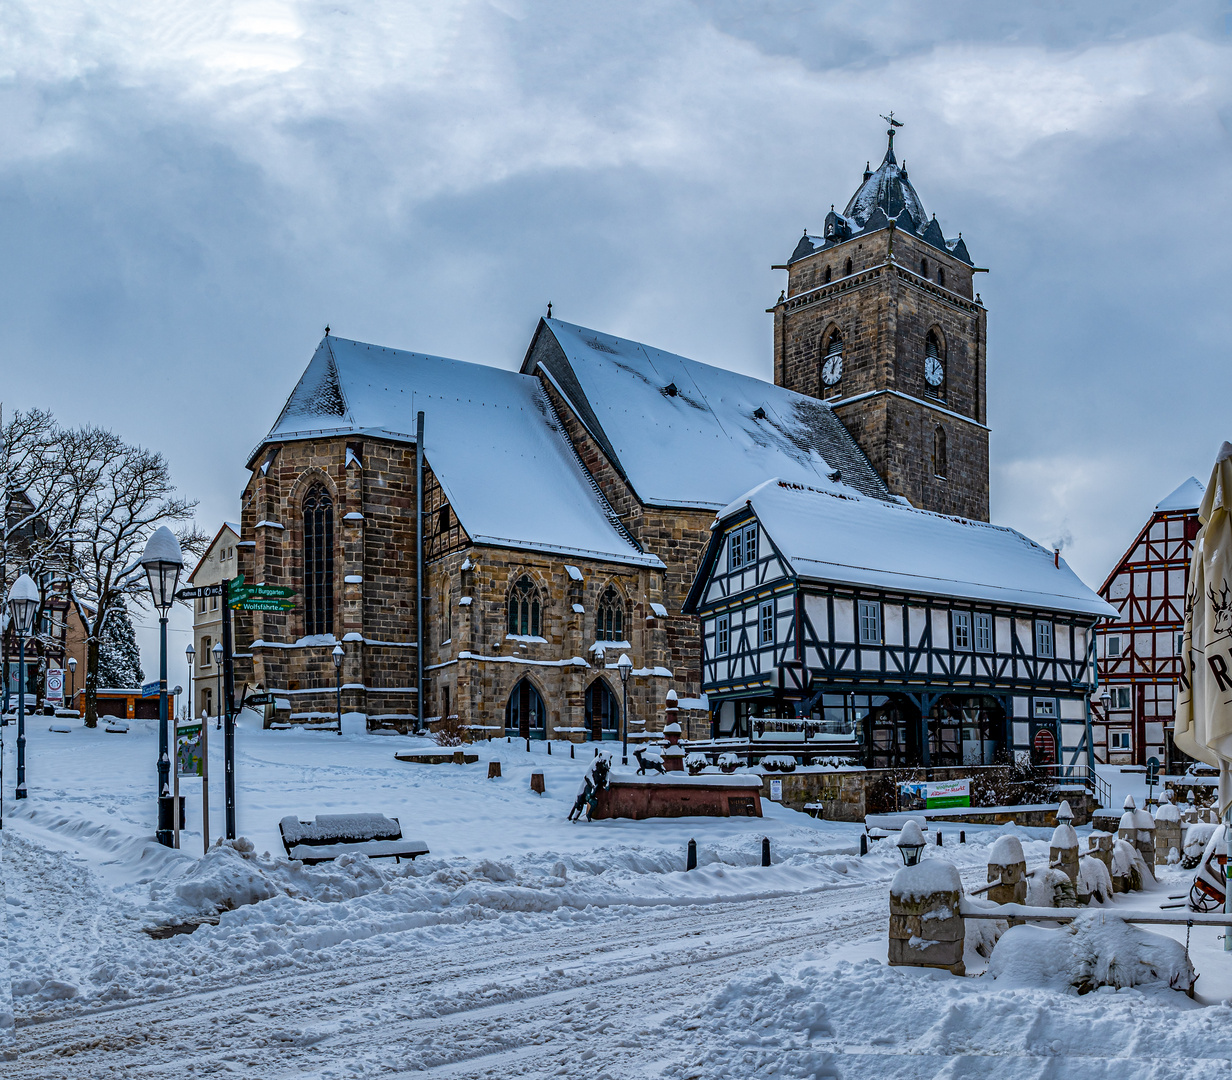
[1184,822,1218,866]
[1155,795,1181,823]
[988,834,1024,865]
[279,814,401,844]
[1049,821,1078,849]
[153,838,387,917]
[1077,855,1113,902]
[988,912,1196,994]
[890,857,961,901]
[1026,867,1075,908]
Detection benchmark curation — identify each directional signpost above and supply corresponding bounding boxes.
[228,583,296,611]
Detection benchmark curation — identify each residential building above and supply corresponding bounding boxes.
[187,522,240,719]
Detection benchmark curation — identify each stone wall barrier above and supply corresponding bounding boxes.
[986,834,1027,905]
[889,857,965,976]
[1154,791,1182,866]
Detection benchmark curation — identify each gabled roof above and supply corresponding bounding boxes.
[1155,477,1204,512]
[523,318,891,510]
[187,521,241,583]
[258,336,662,569]
[686,479,1115,618]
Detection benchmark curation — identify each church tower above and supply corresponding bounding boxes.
[771,121,989,521]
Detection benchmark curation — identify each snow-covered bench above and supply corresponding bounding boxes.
[279,814,429,865]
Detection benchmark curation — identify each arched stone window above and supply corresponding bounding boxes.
[819,327,844,399]
[302,484,334,636]
[938,266,946,288]
[441,575,452,643]
[506,677,546,738]
[596,585,626,642]
[920,257,928,277]
[844,257,853,276]
[824,265,832,283]
[507,575,542,637]
[933,426,948,479]
[924,328,946,401]
[585,678,620,740]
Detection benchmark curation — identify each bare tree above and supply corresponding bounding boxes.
[67,437,207,727]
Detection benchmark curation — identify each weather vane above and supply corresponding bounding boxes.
[881,111,903,129]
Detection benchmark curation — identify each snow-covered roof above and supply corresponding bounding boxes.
[524,319,891,510]
[259,336,662,568]
[696,479,1115,618]
[1155,477,1204,512]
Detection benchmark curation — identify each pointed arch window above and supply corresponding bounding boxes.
[819,328,844,399]
[508,576,542,637]
[938,267,946,288]
[920,257,929,277]
[596,585,626,643]
[824,265,832,283]
[844,257,853,276]
[933,426,948,479]
[302,484,334,636]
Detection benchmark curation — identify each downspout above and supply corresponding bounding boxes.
[416,410,425,735]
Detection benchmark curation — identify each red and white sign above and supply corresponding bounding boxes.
[45,666,64,702]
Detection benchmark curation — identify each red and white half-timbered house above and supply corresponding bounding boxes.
[1095,478,1204,767]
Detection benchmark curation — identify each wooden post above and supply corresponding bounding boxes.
[488,760,501,779]
[530,771,545,795]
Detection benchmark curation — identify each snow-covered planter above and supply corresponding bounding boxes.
[759,755,797,773]
[685,752,709,776]
[717,752,742,774]
[987,912,1196,995]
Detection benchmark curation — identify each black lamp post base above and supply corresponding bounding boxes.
[157,794,178,847]
[15,787,27,800]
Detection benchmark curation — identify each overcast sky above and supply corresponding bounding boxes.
[4,1,1231,673]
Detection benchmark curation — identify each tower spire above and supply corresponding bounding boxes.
[880,111,903,162]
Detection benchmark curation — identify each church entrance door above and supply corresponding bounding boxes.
[585,679,620,741]
[506,678,546,740]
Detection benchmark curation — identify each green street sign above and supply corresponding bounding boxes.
[228,575,245,590]
[234,599,296,612]
[246,585,295,599]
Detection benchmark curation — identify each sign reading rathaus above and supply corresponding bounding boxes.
[230,122,1111,769]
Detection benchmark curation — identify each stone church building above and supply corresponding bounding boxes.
[231,127,996,740]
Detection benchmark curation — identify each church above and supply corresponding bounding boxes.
[230,124,1109,765]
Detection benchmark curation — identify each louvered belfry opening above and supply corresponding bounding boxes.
[303,484,335,636]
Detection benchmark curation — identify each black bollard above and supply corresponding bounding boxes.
[859,833,868,857]
[960,830,966,844]
[548,742,552,756]
[525,738,530,753]
[937,831,943,847]
[571,744,575,759]
[594,747,598,758]
[761,836,771,867]
[687,838,697,871]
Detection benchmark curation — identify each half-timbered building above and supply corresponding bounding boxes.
[684,479,1115,768]
[1094,478,1204,767]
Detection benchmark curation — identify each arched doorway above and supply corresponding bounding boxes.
[506,678,546,739]
[585,679,620,741]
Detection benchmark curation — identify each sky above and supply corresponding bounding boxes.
[3,0,1231,677]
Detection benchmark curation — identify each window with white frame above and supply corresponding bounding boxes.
[1033,698,1056,718]
[716,614,730,655]
[974,613,992,652]
[1111,731,1131,750]
[760,601,774,646]
[1109,685,1132,710]
[728,523,759,570]
[858,601,882,645]
[952,611,971,650]
[1035,619,1054,658]
[1106,634,1121,657]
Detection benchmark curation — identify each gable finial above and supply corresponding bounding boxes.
[324,324,330,336]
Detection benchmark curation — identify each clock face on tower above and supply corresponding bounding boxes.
[924,356,945,388]
[821,355,843,386]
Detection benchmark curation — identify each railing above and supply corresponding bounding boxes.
[1034,763,1111,809]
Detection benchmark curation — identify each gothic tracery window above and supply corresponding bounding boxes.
[508,575,542,637]
[596,585,626,642]
[302,484,334,636]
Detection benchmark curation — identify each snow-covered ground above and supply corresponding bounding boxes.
[3,717,1231,1077]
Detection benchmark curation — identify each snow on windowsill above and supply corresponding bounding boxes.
[460,651,588,668]
[591,640,631,651]
[343,512,365,521]
[506,634,547,643]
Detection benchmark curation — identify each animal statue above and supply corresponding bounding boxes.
[568,754,611,822]
[634,746,666,775]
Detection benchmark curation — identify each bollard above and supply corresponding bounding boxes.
[530,771,545,795]
[687,838,697,871]
[488,760,502,779]
[761,837,771,867]
[594,747,599,758]
[571,744,575,759]
[937,831,943,847]
[526,738,530,753]
[860,833,868,857]
[548,742,552,756]
[960,831,966,844]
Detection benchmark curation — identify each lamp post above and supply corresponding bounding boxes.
[141,526,184,848]
[896,820,926,866]
[185,643,195,720]
[8,574,40,800]
[332,644,344,736]
[213,641,223,731]
[617,653,632,766]
[67,656,77,715]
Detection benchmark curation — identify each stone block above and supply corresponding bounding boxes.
[887,934,965,975]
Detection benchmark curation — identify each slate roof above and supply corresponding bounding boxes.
[687,479,1115,619]
[789,130,973,267]
[258,336,663,569]
[523,318,893,510]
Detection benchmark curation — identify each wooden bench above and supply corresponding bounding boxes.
[279,814,429,865]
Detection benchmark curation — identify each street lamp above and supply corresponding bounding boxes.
[617,653,633,766]
[332,644,344,736]
[67,656,77,714]
[141,526,184,848]
[896,820,927,867]
[213,640,223,730]
[8,574,40,800]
